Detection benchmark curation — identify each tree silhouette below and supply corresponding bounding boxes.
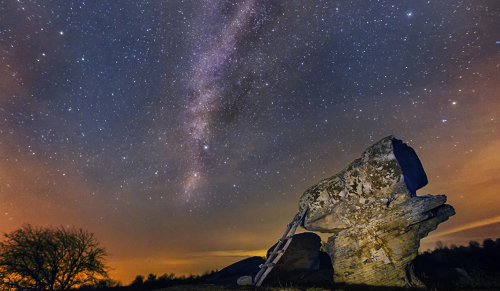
[469,240,480,249]
[130,275,144,288]
[0,224,108,290]
[146,273,157,283]
[414,238,500,290]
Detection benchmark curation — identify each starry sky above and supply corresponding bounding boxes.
[1,0,499,284]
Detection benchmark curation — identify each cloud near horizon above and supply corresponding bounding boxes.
[108,249,267,283]
[191,249,267,258]
[427,216,500,240]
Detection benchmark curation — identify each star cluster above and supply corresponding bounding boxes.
[1,0,499,283]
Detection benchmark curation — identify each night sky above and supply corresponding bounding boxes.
[1,0,499,284]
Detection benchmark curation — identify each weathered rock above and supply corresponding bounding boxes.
[262,233,333,286]
[267,232,322,272]
[299,135,455,287]
[236,275,253,285]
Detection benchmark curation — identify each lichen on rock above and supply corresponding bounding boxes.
[299,135,455,287]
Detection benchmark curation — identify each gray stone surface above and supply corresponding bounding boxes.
[299,135,455,287]
[236,275,253,285]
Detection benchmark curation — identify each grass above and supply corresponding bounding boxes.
[157,286,345,291]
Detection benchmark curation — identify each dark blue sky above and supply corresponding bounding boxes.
[1,0,499,283]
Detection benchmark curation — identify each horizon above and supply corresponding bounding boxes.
[1,0,499,286]
[105,211,500,285]
[109,231,500,285]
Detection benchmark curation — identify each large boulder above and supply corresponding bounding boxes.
[266,232,322,272]
[299,135,455,287]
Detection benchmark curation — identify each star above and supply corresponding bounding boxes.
[0,0,498,284]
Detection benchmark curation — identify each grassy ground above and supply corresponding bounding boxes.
[156,284,500,291]
[155,285,347,291]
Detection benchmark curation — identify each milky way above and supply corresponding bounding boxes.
[182,0,263,199]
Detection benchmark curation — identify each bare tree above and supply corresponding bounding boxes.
[0,224,108,290]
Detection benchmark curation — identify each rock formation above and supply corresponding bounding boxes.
[266,232,322,272]
[261,232,334,286]
[299,135,455,287]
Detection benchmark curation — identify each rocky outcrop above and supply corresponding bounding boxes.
[261,232,334,286]
[266,232,322,272]
[299,136,455,287]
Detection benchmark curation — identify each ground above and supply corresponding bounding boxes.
[155,284,500,291]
